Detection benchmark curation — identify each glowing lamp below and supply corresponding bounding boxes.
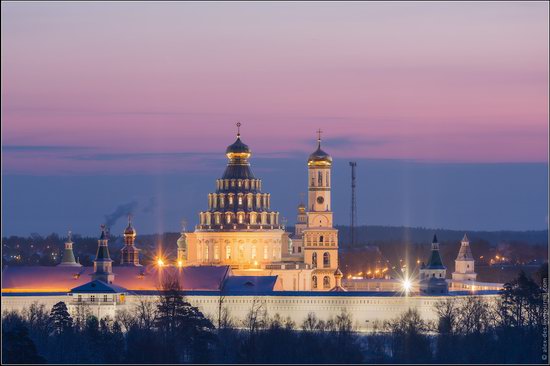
[402,278,412,293]
[157,259,165,267]
[177,260,183,267]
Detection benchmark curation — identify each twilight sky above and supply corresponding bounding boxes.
[2,2,548,236]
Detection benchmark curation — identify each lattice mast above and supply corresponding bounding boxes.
[349,162,357,247]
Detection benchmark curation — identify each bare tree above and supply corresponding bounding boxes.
[242,297,267,333]
[455,296,491,335]
[134,295,157,330]
[434,297,459,334]
[301,312,318,332]
[115,308,137,332]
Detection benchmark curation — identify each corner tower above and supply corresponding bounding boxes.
[452,233,477,282]
[303,130,339,291]
[419,234,448,294]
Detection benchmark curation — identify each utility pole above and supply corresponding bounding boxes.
[349,162,357,247]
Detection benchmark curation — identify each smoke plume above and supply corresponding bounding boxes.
[104,201,139,228]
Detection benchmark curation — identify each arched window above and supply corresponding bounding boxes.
[319,235,324,243]
[226,246,231,260]
[312,252,318,268]
[312,276,318,289]
[205,246,209,261]
[323,276,330,289]
[318,171,323,186]
[264,246,268,259]
[252,245,257,259]
[214,245,220,260]
[326,172,329,186]
[323,252,330,268]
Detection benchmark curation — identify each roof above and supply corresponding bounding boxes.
[71,280,128,294]
[426,249,446,269]
[462,233,469,242]
[222,275,281,293]
[2,265,231,293]
[425,234,445,269]
[2,266,92,292]
[58,248,79,266]
[221,163,256,180]
[329,285,347,292]
[456,241,474,261]
[95,245,111,261]
[227,135,250,153]
[308,143,332,165]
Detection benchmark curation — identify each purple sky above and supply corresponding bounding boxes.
[1,2,548,235]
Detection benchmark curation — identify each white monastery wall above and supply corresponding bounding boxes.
[2,292,499,332]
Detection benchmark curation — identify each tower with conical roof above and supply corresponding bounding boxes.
[303,129,339,291]
[419,234,448,294]
[57,231,82,267]
[120,215,141,266]
[452,233,477,283]
[92,225,115,284]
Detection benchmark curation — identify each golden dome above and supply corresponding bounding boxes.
[226,133,251,161]
[124,216,136,237]
[308,140,332,167]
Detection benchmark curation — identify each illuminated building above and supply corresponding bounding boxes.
[184,125,286,268]
[452,233,477,282]
[302,130,339,290]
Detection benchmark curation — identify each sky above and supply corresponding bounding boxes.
[1,2,548,236]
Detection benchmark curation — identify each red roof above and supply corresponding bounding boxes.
[2,265,231,292]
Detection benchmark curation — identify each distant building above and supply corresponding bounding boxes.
[419,235,449,294]
[57,231,81,268]
[120,216,141,266]
[91,226,115,284]
[452,233,477,282]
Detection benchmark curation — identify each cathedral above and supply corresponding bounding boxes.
[1,125,505,330]
[178,126,340,291]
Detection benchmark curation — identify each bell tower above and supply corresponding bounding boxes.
[303,130,339,291]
